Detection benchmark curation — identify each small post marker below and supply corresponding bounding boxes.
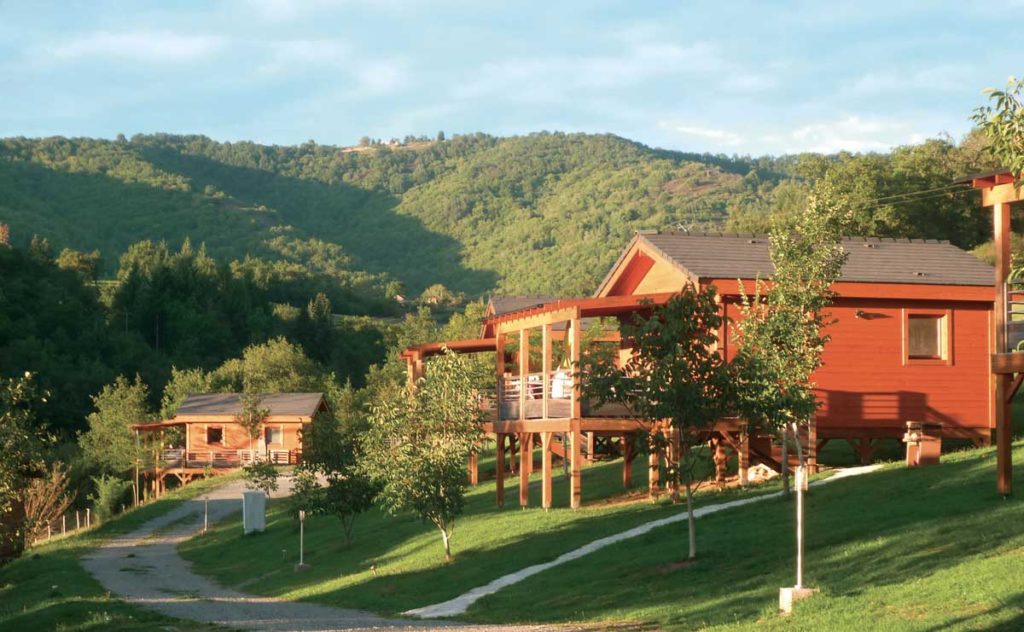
[203,498,209,534]
[294,510,310,571]
[76,511,80,530]
[86,508,91,528]
[62,515,66,535]
[779,465,817,614]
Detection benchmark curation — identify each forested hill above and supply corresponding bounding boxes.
[0,131,998,299]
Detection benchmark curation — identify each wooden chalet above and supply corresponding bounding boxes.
[403,231,996,509]
[131,392,326,497]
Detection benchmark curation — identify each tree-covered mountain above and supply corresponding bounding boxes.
[0,131,1001,301]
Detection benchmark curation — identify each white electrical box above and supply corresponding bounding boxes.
[242,490,266,534]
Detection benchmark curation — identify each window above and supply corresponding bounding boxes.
[206,426,223,444]
[265,427,283,445]
[904,311,951,365]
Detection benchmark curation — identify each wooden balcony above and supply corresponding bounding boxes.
[156,448,300,469]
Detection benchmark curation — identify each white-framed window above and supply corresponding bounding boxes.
[903,309,952,365]
[265,426,283,445]
[206,426,224,444]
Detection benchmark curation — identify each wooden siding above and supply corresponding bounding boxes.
[186,420,304,453]
[599,248,994,441]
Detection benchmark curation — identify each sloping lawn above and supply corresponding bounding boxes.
[180,451,788,615]
[468,442,1024,630]
[0,474,237,631]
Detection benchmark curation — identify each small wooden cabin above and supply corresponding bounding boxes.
[131,392,327,497]
[403,231,995,509]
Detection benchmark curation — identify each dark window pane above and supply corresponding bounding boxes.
[207,427,223,444]
[909,316,941,359]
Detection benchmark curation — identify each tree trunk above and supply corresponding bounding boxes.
[684,476,697,561]
[780,427,790,498]
[440,527,452,563]
[342,514,354,545]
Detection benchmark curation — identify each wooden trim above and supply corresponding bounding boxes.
[542,324,552,419]
[495,433,505,508]
[901,308,953,366]
[569,317,582,419]
[993,352,1024,374]
[496,306,581,335]
[519,329,528,422]
[982,182,1024,207]
[1007,373,1024,403]
[710,279,993,302]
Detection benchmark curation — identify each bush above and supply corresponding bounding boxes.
[242,461,278,495]
[88,475,132,523]
[23,463,74,546]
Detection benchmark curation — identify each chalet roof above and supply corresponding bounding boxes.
[487,296,557,316]
[634,232,994,287]
[174,393,325,418]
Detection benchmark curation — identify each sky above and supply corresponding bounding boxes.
[0,0,1019,155]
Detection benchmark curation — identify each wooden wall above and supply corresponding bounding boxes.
[186,421,304,453]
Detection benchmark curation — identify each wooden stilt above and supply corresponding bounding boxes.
[468,449,479,485]
[570,422,582,509]
[495,433,505,508]
[586,432,596,463]
[519,432,531,507]
[807,418,818,474]
[994,200,1013,496]
[541,432,553,510]
[738,429,750,487]
[997,375,1013,495]
[622,433,633,488]
[648,442,660,496]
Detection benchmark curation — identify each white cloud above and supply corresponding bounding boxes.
[352,58,409,95]
[844,64,975,97]
[659,122,745,146]
[48,30,225,63]
[256,39,350,75]
[783,115,923,153]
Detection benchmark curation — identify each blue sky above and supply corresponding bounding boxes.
[1,1,1019,155]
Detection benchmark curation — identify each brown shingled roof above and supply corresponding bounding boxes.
[638,232,993,287]
[174,393,325,418]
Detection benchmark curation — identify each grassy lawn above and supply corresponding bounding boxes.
[180,450,789,615]
[468,442,1024,630]
[0,473,238,631]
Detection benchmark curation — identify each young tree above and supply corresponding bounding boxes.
[235,386,269,458]
[973,75,1024,179]
[80,375,151,477]
[732,183,851,493]
[583,287,733,561]
[0,373,50,554]
[361,349,483,562]
[295,389,376,544]
[23,463,74,546]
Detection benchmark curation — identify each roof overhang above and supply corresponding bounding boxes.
[486,292,677,333]
[401,337,497,360]
[955,170,1023,207]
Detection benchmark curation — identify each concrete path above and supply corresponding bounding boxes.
[405,465,883,619]
[81,476,555,631]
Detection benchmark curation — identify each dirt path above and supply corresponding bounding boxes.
[81,476,551,631]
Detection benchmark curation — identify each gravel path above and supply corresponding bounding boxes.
[81,476,558,631]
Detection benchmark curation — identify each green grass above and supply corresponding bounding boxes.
[467,443,1024,630]
[180,451,788,615]
[0,473,239,631]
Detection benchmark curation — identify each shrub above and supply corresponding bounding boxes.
[23,463,74,546]
[88,475,132,523]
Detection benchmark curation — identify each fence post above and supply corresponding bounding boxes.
[86,508,91,528]
[62,514,66,535]
[47,523,51,540]
[76,511,80,530]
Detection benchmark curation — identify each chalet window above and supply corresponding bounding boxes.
[265,427,283,445]
[904,311,951,364]
[206,426,224,444]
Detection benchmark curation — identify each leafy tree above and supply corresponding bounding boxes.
[242,460,279,495]
[79,375,151,477]
[362,350,483,562]
[88,474,132,522]
[582,287,732,561]
[56,248,102,285]
[973,75,1024,179]
[436,131,445,142]
[732,183,851,493]
[234,388,269,457]
[296,387,376,544]
[0,373,50,554]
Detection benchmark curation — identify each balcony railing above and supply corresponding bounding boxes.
[498,372,631,420]
[157,449,300,468]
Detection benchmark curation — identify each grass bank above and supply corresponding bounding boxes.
[0,473,238,631]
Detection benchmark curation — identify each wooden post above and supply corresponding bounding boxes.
[519,328,529,422]
[648,442,660,496]
[569,316,582,420]
[468,449,479,485]
[495,433,505,508]
[541,432,553,510]
[622,434,633,488]
[62,514,66,535]
[586,432,596,463]
[519,433,530,507]
[738,429,750,487]
[570,419,582,509]
[542,323,552,420]
[496,332,506,421]
[86,508,91,528]
[76,511,80,531]
[807,418,818,474]
[995,200,1013,496]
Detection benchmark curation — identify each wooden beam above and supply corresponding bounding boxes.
[495,332,506,409]
[993,352,1024,374]
[622,434,633,488]
[541,432,552,510]
[468,449,479,486]
[495,433,505,508]
[489,419,572,433]
[997,375,1013,496]
[982,182,1024,207]
[995,200,1013,496]
[496,306,581,335]
[1008,373,1024,404]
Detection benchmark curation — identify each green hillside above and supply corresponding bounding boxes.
[3,132,995,300]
